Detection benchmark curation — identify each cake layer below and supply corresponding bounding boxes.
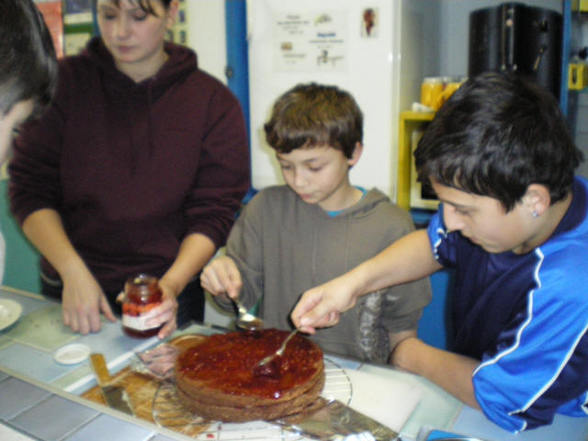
[177,372,325,422]
[174,329,325,421]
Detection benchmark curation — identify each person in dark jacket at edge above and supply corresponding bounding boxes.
[0,0,57,284]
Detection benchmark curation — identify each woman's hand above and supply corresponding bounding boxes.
[61,266,116,334]
[21,208,116,334]
[150,278,179,339]
[153,232,216,339]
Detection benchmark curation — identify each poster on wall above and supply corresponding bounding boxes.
[360,7,379,39]
[273,10,348,73]
[36,1,64,58]
[63,0,93,24]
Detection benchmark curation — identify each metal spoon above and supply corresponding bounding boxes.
[231,296,264,330]
[254,329,299,370]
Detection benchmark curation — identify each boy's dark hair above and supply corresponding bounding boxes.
[415,72,583,211]
[93,0,173,17]
[264,83,363,159]
[0,0,57,116]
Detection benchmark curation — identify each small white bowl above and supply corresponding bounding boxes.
[54,343,91,365]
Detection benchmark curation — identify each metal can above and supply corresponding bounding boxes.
[121,274,163,338]
[420,77,444,110]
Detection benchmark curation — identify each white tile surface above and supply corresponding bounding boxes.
[0,423,36,441]
[62,413,153,441]
[10,394,98,440]
[0,378,51,419]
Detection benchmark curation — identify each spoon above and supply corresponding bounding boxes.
[253,329,299,377]
[231,296,264,330]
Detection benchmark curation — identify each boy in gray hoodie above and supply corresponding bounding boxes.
[201,83,430,363]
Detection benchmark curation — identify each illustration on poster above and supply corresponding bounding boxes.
[362,8,378,38]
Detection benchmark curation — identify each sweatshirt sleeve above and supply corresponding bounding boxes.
[183,84,250,248]
[8,66,68,224]
[224,191,265,312]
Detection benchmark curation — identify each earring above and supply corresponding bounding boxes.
[532,210,539,218]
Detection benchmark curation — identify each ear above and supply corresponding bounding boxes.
[347,142,363,167]
[165,0,180,29]
[522,184,551,217]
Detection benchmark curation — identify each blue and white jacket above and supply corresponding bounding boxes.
[427,176,588,432]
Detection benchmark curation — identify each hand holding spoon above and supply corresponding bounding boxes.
[231,296,264,331]
[253,329,299,378]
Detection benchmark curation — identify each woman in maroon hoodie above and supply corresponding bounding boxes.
[9,0,250,338]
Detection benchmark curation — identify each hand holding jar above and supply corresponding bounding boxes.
[121,274,163,338]
[120,274,178,339]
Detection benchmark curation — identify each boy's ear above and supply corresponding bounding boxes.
[523,184,551,217]
[347,142,363,167]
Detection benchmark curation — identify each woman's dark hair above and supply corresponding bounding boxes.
[0,0,58,116]
[264,83,363,159]
[93,0,173,17]
[415,72,582,211]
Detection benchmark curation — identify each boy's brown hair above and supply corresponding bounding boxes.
[264,83,363,159]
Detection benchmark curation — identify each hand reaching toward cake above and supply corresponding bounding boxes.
[200,256,243,299]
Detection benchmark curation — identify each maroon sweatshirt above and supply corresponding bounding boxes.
[9,37,250,294]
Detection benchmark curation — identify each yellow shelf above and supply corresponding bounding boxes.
[577,0,588,12]
[397,111,435,210]
[569,63,588,90]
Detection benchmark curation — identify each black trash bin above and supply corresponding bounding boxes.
[469,2,562,99]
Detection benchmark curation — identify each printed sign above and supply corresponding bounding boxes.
[273,11,348,72]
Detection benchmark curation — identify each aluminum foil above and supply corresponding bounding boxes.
[275,398,399,441]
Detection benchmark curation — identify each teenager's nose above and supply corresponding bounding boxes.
[443,204,465,232]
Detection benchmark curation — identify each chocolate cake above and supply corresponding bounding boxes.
[175,328,325,422]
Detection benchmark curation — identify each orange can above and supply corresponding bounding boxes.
[420,77,443,110]
[435,81,461,109]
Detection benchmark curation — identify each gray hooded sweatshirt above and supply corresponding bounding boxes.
[223,185,431,363]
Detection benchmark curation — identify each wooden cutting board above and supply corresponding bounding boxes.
[81,334,210,437]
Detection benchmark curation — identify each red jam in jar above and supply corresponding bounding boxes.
[122,274,163,338]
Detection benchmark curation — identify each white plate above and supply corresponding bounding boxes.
[54,343,91,365]
[0,299,23,331]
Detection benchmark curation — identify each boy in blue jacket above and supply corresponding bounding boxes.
[293,73,588,432]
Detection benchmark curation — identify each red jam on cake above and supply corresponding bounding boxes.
[174,328,325,422]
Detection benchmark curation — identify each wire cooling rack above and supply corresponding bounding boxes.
[152,357,352,440]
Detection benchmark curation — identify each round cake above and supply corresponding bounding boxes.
[175,328,325,422]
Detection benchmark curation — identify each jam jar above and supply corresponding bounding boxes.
[121,274,163,338]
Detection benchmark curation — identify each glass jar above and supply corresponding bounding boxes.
[420,77,444,110]
[121,274,163,338]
